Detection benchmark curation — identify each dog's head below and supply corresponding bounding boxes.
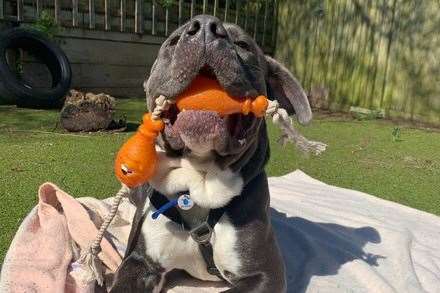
[144,15,311,177]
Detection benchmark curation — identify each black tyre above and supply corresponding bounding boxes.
[0,28,71,108]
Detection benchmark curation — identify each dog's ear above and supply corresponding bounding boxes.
[265,55,312,125]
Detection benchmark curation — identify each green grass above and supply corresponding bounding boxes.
[1,99,440,262]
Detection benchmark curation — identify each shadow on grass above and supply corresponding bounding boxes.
[125,122,140,132]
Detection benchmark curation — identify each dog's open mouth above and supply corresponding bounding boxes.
[154,65,258,155]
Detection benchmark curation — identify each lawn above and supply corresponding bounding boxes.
[1,98,440,262]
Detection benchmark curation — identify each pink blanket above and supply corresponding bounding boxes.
[0,183,123,293]
[0,183,227,293]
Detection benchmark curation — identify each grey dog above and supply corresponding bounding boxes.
[110,15,313,293]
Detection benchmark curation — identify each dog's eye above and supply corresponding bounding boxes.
[234,41,251,51]
[168,35,180,47]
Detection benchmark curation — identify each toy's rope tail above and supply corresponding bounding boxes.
[77,185,130,286]
[266,100,327,155]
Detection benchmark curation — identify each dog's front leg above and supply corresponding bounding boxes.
[110,252,164,293]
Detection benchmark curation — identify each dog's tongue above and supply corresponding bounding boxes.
[164,110,229,152]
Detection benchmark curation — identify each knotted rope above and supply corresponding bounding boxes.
[266,100,327,155]
[152,95,174,120]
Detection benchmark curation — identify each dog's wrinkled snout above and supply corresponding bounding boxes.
[187,15,227,43]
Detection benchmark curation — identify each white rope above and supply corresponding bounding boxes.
[266,100,327,155]
[152,95,173,120]
[77,185,130,285]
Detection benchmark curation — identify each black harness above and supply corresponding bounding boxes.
[149,189,226,278]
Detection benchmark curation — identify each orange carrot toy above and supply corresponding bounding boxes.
[176,76,268,118]
[114,76,269,188]
[114,113,164,188]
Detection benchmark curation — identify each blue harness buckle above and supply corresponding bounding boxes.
[151,193,194,220]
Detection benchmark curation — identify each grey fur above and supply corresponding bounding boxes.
[110,186,164,292]
[111,15,313,293]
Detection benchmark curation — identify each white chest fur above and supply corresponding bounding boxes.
[149,150,244,209]
[141,206,241,282]
[142,150,244,281]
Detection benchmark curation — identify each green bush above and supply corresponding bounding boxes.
[31,10,61,39]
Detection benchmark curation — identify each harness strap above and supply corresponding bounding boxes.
[149,189,226,279]
[199,241,222,276]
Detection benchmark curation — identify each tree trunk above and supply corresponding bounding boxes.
[60,90,116,132]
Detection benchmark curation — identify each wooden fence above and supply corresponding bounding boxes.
[0,0,278,97]
[276,0,440,125]
[0,0,278,54]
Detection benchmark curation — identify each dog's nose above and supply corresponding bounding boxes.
[187,15,227,43]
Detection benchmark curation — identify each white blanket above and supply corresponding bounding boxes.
[269,170,440,293]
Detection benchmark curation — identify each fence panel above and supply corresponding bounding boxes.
[276,0,440,125]
[17,0,23,21]
[0,0,277,54]
[120,0,125,31]
[72,0,78,27]
[88,0,95,29]
[0,0,4,19]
